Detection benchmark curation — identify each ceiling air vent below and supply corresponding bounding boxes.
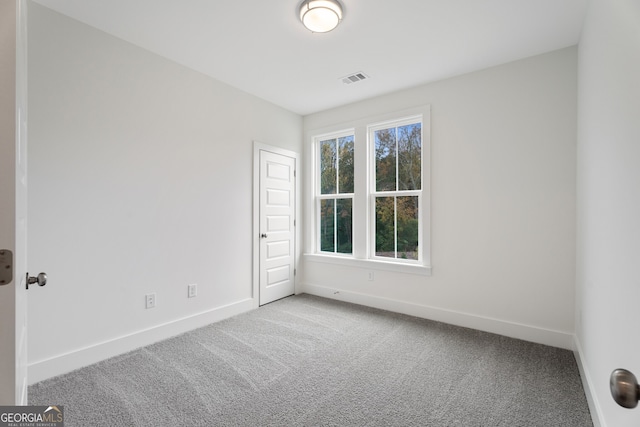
[341,72,369,85]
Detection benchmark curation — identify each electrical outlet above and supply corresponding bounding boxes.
[188,284,197,298]
[368,271,374,281]
[145,293,156,309]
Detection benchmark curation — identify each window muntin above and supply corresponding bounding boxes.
[370,118,422,263]
[317,133,354,255]
[374,122,422,192]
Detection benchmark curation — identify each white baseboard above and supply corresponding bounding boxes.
[301,283,574,350]
[574,336,605,427]
[28,298,255,385]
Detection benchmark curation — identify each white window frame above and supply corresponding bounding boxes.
[305,105,431,276]
[369,115,424,265]
[314,130,355,256]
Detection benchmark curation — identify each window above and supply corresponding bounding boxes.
[308,106,430,275]
[371,118,422,262]
[317,132,354,254]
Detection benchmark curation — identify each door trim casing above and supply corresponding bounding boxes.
[0,0,29,405]
[252,142,300,308]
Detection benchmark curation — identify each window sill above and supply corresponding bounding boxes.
[303,253,432,276]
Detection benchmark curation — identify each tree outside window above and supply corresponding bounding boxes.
[311,110,428,269]
[318,134,354,254]
[373,121,422,261]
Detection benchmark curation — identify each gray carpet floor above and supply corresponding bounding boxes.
[30,294,593,426]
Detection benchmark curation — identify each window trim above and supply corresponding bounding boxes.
[368,115,424,265]
[304,252,431,276]
[305,105,431,276]
[314,129,355,255]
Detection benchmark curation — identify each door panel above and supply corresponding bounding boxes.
[0,0,28,405]
[267,240,290,259]
[267,216,290,232]
[259,150,295,305]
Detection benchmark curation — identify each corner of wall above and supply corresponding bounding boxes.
[574,334,606,427]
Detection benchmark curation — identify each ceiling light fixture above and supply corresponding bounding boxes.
[299,0,343,33]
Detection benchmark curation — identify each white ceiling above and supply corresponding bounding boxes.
[32,0,588,115]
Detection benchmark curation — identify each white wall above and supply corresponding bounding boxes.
[576,0,640,425]
[302,47,578,349]
[27,3,302,382]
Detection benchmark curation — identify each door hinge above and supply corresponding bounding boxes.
[294,268,297,276]
[294,170,296,178]
[294,219,296,227]
[0,249,13,286]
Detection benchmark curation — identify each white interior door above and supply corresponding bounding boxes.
[259,150,296,305]
[0,0,29,405]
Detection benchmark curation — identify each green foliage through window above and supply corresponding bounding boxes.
[375,196,419,260]
[319,134,354,254]
[373,121,421,260]
[314,113,426,265]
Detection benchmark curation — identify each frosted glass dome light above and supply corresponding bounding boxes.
[300,0,343,33]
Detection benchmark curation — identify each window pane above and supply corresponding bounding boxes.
[320,139,336,194]
[375,197,395,258]
[398,123,421,191]
[320,199,335,252]
[397,196,419,260]
[375,128,396,191]
[338,136,354,194]
[336,199,352,254]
